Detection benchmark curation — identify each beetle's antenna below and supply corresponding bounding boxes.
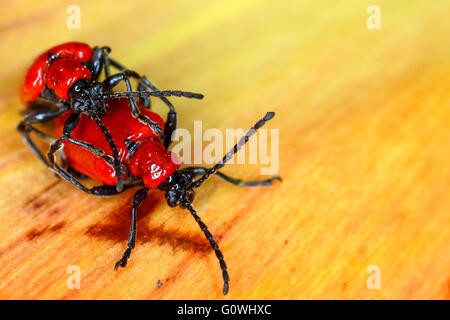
[98,90,204,100]
[190,112,275,189]
[181,199,230,295]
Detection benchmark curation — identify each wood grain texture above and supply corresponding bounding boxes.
[0,0,449,299]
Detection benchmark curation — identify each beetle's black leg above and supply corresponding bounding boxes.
[30,87,71,110]
[137,82,151,109]
[47,113,126,194]
[86,46,111,81]
[59,136,127,178]
[106,57,203,148]
[20,104,125,190]
[90,183,141,196]
[106,58,152,109]
[162,111,177,149]
[109,58,175,113]
[102,47,111,78]
[101,89,204,149]
[55,57,125,191]
[138,80,177,148]
[21,101,69,124]
[67,167,88,179]
[18,122,54,166]
[47,156,136,196]
[103,72,163,136]
[182,167,281,187]
[91,111,124,192]
[114,187,148,269]
[107,58,175,112]
[63,137,106,157]
[46,153,105,195]
[20,99,124,187]
[17,104,70,167]
[181,200,229,295]
[106,58,178,148]
[18,94,101,171]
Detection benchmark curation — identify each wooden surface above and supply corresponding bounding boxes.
[0,0,449,299]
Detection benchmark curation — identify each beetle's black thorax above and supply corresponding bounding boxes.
[68,78,107,118]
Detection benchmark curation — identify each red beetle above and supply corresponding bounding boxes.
[21,42,94,103]
[18,42,204,192]
[47,97,280,295]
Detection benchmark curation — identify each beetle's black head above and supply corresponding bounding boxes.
[158,170,195,208]
[68,79,107,117]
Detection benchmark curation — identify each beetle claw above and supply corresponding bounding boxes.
[114,258,127,270]
[114,247,132,270]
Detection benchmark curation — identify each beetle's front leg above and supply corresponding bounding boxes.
[86,46,112,81]
[114,187,148,269]
[103,72,163,136]
[18,104,70,167]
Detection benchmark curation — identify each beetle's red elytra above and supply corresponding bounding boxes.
[18,42,281,295]
[54,98,179,188]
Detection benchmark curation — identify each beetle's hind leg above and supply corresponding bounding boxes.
[106,57,178,149]
[47,112,128,194]
[67,167,88,179]
[86,46,112,81]
[18,121,54,167]
[137,82,151,109]
[182,166,282,187]
[46,152,134,196]
[17,103,70,167]
[114,187,148,269]
[103,72,163,137]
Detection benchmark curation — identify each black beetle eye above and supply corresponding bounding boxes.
[71,83,82,93]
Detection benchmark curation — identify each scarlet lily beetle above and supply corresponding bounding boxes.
[49,98,279,295]
[18,42,203,192]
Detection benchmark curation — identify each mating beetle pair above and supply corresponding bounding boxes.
[18,42,280,295]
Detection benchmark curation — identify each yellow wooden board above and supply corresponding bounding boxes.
[0,0,449,299]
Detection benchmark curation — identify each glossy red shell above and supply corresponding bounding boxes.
[46,58,91,100]
[53,98,179,188]
[128,140,180,189]
[21,42,93,104]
